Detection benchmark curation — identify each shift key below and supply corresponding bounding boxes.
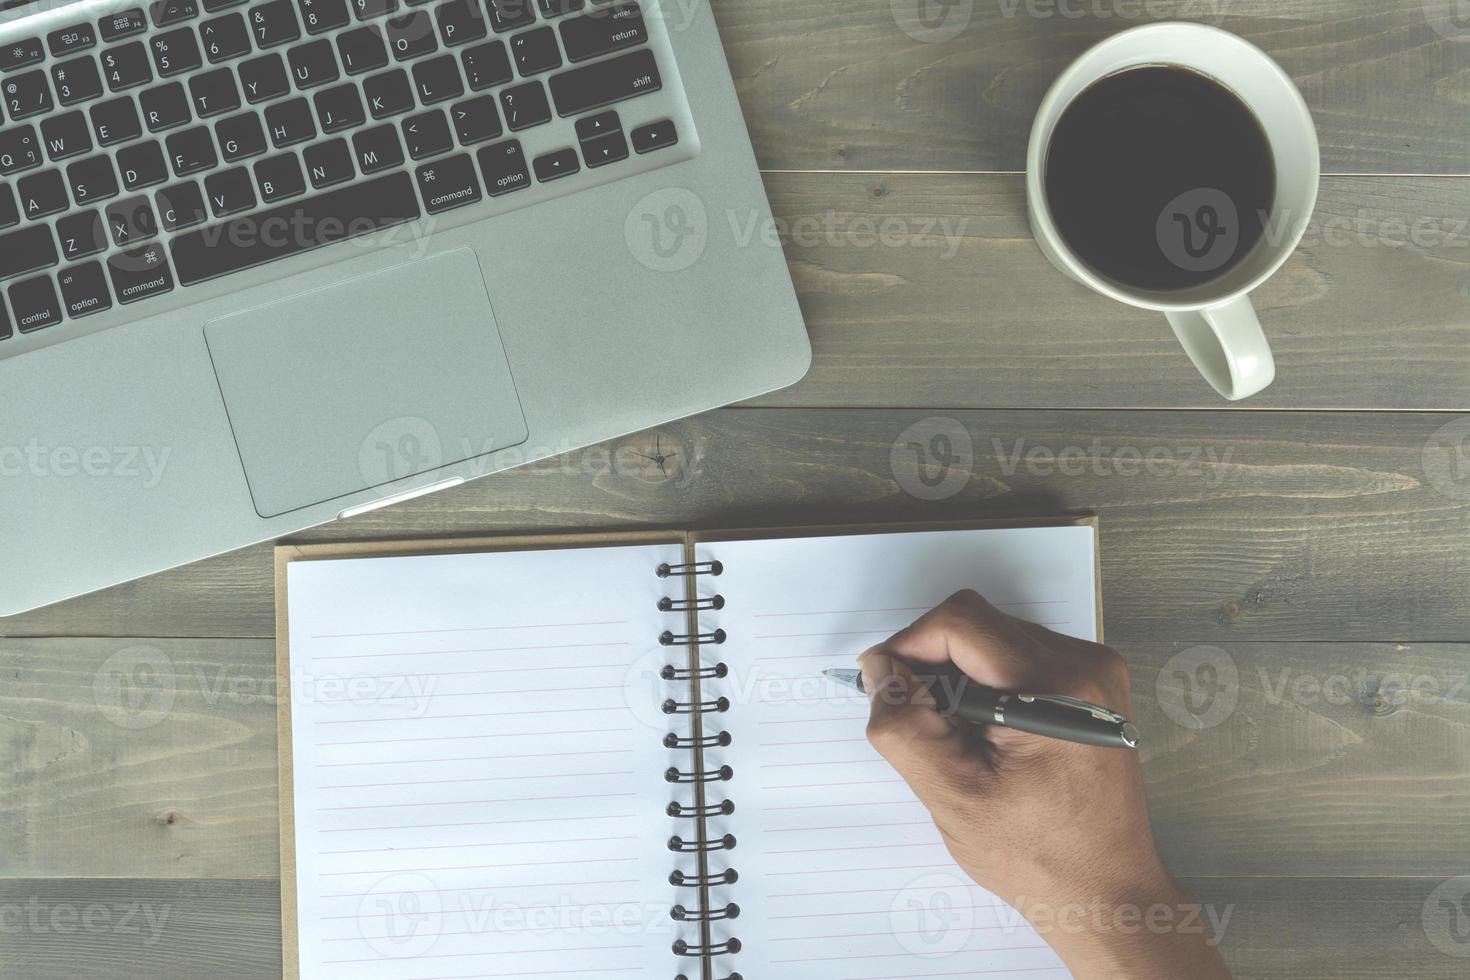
[548,48,660,117]
[0,225,59,282]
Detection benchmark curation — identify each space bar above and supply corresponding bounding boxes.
[169,172,422,287]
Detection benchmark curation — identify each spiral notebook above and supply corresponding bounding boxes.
[275,518,1100,980]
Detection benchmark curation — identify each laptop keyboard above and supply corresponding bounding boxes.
[0,0,683,342]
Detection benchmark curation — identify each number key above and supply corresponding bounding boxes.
[297,0,350,34]
[5,70,54,119]
[200,13,252,62]
[102,41,154,91]
[252,0,303,47]
[52,57,106,106]
[150,28,203,77]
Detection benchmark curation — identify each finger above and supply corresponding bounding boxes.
[881,590,1045,691]
[860,648,974,805]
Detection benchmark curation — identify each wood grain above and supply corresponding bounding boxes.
[749,173,1470,410]
[3,408,1466,641]
[3,635,1464,879]
[717,0,1470,175]
[0,876,1464,979]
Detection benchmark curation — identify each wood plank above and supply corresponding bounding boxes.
[2,409,1465,641]
[3,637,1464,879]
[0,877,1463,979]
[748,173,1470,410]
[720,0,1470,175]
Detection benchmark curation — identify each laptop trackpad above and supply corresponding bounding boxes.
[205,249,529,519]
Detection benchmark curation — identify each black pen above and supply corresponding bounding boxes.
[823,668,1140,749]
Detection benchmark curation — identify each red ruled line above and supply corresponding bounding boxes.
[765,819,932,835]
[313,706,623,726]
[321,852,639,876]
[770,944,1049,964]
[769,901,1007,921]
[841,966,1069,979]
[314,641,628,661]
[764,841,944,856]
[323,945,642,964]
[763,778,907,791]
[316,749,634,767]
[766,862,956,876]
[760,737,870,748]
[313,619,628,639]
[389,969,640,979]
[318,791,636,812]
[319,881,640,910]
[316,727,635,746]
[319,813,636,836]
[318,770,634,790]
[764,800,919,812]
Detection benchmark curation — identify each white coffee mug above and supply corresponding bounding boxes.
[1026,23,1320,401]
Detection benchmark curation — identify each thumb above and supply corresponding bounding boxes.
[861,647,970,798]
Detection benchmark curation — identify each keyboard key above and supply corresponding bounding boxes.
[537,0,583,17]
[91,97,143,145]
[265,96,316,145]
[435,0,486,47]
[140,82,191,130]
[17,169,68,219]
[580,128,625,167]
[351,0,398,19]
[313,82,364,132]
[412,54,461,104]
[288,38,340,88]
[216,110,267,159]
[102,41,154,90]
[509,25,559,75]
[5,70,54,119]
[52,57,105,106]
[401,108,450,159]
[99,8,149,42]
[66,154,120,203]
[108,243,175,303]
[57,209,109,258]
[165,125,217,174]
[476,137,527,195]
[200,13,252,61]
[461,39,511,90]
[254,151,305,201]
[363,67,413,117]
[48,23,98,57]
[0,37,45,72]
[157,180,209,229]
[203,165,256,214]
[298,0,350,33]
[106,194,159,246]
[574,109,617,141]
[499,80,549,130]
[239,53,290,101]
[548,47,658,116]
[532,145,577,182]
[303,137,353,187]
[117,140,169,189]
[387,12,437,60]
[150,28,203,76]
[170,170,420,284]
[0,224,58,280]
[41,111,94,161]
[251,0,302,47]
[415,151,479,213]
[0,186,17,227]
[631,117,676,153]
[58,261,113,318]
[0,126,43,174]
[484,0,535,32]
[9,275,62,332]
[204,0,248,11]
[351,122,402,172]
[337,25,388,74]
[451,94,500,144]
[0,303,9,340]
[151,0,200,27]
[190,66,241,115]
[559,2,645,63]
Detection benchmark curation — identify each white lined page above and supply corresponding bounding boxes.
[284,544,691,980]
[702,526,1097,979]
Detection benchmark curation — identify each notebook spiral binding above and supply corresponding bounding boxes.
[660,558,741,980]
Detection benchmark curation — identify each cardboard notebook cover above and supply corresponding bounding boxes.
[272,515,1101,977]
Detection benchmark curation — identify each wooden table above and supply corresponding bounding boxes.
[5,2,1470,977]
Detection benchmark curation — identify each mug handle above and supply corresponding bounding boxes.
[1165,296,1276,401]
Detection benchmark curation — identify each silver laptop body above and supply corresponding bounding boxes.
[0,0,809,615]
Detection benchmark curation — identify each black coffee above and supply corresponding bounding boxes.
[1044,66,1276,292]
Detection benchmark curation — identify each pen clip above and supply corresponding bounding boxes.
[1017,693,1128,725]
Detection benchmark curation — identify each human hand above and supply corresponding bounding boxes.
[859,590,1230,980]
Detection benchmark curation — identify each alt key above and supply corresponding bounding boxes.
[58,261,114,319]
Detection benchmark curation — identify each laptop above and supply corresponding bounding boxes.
[0,0,811,616]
